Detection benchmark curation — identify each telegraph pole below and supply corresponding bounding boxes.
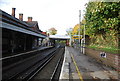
[79,10,81,47]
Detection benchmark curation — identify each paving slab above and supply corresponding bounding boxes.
[67,46,119,80]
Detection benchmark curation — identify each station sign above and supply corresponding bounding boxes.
[72,35,82,39]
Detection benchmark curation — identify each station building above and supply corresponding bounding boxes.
[1,8,47,56]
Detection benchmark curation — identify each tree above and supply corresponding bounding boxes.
[48,27,57,35]
[71,19,86,36]
[85,2,120,36]
[72,24,79,35]
[84,2,120,48]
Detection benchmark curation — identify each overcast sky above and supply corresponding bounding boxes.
[0,0,88,35]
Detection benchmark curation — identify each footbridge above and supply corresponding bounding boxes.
[49,35,70,46]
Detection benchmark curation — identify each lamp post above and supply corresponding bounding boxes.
[79,10,81,47]
[83,24,85,54]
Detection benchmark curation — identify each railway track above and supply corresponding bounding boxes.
[31,46,65,81]
[50,48,64,81]
[2,46,59,81]
[2,46,53,67]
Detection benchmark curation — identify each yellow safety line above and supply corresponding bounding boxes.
[71,53,84,81]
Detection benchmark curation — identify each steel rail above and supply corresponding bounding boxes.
[2,47,54,74]
[26,49,59,81]
[20,50,57,81]
[50,48,64,81]
[5,46,60,81]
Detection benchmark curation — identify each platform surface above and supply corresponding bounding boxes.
[60,46,119,81]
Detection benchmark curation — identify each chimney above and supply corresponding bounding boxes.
[12,8,16,17]
[28,17,32,22]
[19,13,23,21]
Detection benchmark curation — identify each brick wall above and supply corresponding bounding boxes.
[85,48,120,72]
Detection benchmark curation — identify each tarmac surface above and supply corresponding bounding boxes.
[60,46,119,81]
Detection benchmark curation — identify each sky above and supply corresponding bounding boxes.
[0,0,88,35]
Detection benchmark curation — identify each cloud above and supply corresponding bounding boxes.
[0,0,12,5]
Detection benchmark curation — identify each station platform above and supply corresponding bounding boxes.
[59,46,119,81]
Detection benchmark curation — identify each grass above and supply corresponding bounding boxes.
[87,44,119,54]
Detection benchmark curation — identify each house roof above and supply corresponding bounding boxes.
[25,21,42,32]
[25,21,38,27]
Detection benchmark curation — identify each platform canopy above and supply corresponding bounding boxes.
[49,35,70,40]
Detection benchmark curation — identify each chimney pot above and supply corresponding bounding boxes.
[28,17,32,22]
[19,13,23,21]
[12,8,16,17]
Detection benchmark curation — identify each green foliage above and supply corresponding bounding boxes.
[84,2,120,49]
[85,2,120,36]
[87,44,119,54]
